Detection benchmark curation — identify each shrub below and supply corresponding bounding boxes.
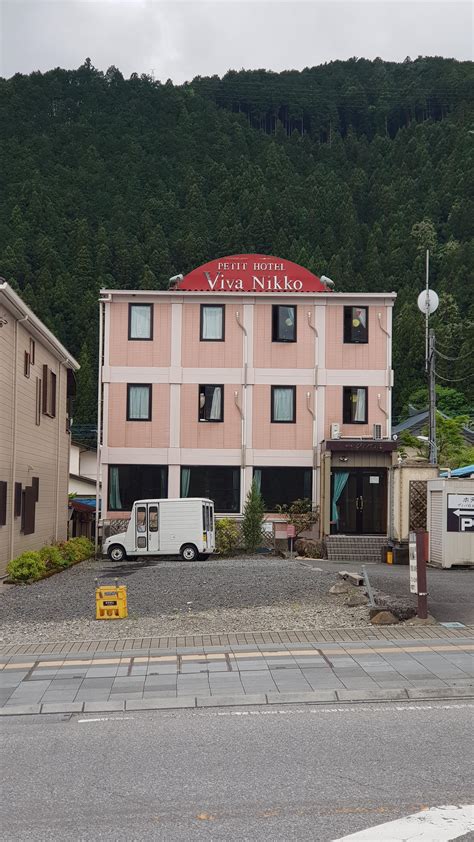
[242,480,264,553]
[215,518,239,556]
[58,541,82,564]
[7,552,47,582]
[68,537,94,559]
[39,544,67,569]
[276,498,319,537]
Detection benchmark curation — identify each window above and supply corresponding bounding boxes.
[15,483,22,517]
[128,303,153,340]
[271,386,296,423]
[0,481,7,526]
[343,387,368,424]
[108,465,168,511]
[254,467,312,512]
[127,384,152,421]
[35,378,41,425]
[149,506,158,532]
[199,385,224,422]
[272,305,296,342]
[42,366,56,417]
[22,486,36,535]
[344,306,368,344]
[29,338,35,364]
[200,305,225,341]
[181,466,240,513]
[24,351,31,378]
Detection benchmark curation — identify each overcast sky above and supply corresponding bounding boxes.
[1,0,472,82]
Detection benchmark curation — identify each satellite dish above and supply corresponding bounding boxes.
[417,289,439,315]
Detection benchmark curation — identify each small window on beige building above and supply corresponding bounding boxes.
[24,351,31,378]
[35,378,42,426]
[0,481,7,526]
[42,366,57,418]
[29,338,35,364]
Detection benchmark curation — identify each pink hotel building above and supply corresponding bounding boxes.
[99,255,397,540]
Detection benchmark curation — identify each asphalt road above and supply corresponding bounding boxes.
[2,701,473,841]
[303,559,474,625]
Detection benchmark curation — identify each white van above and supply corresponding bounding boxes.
[103,498,215,562]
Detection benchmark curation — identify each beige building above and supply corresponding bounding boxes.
[0,282,79,575]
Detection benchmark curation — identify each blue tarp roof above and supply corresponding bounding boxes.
[440,465,474,477]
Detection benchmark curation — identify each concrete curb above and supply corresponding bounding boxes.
[1,686,473,716]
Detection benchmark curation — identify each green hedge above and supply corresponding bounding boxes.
[215,518,240,556]
[7,537,94,583]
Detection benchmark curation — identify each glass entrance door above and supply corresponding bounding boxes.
[332,469,387,534]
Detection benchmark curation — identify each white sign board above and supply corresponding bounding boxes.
[409,531,418,594]
[447,494,474,533]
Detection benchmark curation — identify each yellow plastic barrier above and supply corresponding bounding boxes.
[95,580,128,620]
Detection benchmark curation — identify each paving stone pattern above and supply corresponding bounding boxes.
[0,631,472,715]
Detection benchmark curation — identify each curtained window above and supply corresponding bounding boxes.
[343,386,368,424]
[108,465,168,511]
[344,306,368,343]
[200,305,224,340]
[128,304,153,340]
[127,384,152,421]
[271,386,296,423]
[199,385,224,421]
[272,305,296,342]
[181,466,240,512]
[254,467,312,512]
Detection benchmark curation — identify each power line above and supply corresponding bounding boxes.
[436,371,473,383]
[435,347,473,362]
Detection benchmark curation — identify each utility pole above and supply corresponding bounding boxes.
[428,328,437,464]
[425,250,430,372]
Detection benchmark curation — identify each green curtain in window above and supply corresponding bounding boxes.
[332,472,349,525]
[181,467,191,497]
[109,467,123,510]
[254,469,262,493]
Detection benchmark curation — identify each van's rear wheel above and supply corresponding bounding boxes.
[180,544,198,562]
[108,544,126,562]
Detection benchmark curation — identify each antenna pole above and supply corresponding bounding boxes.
[425,249,429,372]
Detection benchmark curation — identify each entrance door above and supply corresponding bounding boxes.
[332,469,387,534]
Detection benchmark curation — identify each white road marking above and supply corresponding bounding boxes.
[331,804,474,841]
[210,703,474,718]
[78,716,134,723]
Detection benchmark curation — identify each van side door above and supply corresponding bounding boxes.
[148,504,159,555]
[135,505,148,553]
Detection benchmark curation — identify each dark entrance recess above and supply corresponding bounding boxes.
[331,468,387,535]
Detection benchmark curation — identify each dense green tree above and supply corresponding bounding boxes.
[0,57,472,422]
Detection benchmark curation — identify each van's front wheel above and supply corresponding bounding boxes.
[108,544,126,562]
[180,544,198,562]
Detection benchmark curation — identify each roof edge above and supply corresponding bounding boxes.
[99,288,397,300]
[0,281,80,370]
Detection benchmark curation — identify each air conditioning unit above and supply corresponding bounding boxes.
[330,422,341,440]
[373,423,383,440]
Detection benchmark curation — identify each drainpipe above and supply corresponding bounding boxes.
[95,295,111,557]
[307,311,319,505]
[10,314,29,562]
[235,311,247,495]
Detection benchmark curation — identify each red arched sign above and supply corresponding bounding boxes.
[176,254,326,293]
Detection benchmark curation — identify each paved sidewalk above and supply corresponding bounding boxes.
[0,627,472,716]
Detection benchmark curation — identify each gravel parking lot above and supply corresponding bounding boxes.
[0,555,371,643]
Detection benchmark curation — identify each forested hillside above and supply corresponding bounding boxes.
[0,57,473,423]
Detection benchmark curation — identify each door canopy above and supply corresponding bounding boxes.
[175,254,327,293]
